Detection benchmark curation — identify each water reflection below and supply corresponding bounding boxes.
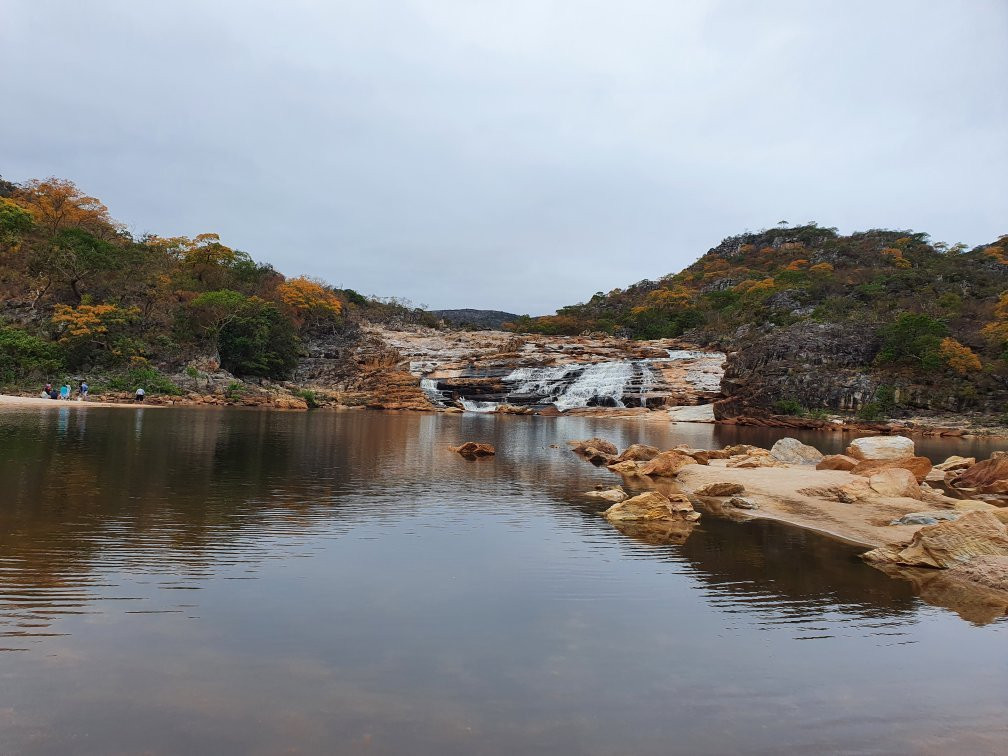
[0,408,1005,754]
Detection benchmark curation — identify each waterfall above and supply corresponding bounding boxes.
[502,361,637,411]
[460,398,500,413]
[419,378,448,406]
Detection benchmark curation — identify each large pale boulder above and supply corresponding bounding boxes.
[452,441,496,458]
[614,443,660,462]
[603,491,701,523]
[639,451,698,478]
[867,468,921,499]
[769,437,824,465]
[852,456,933,483]
[846,436,915,461]
[695,482,745,497]
[863,511,1008,569]
[569,438,618,456]
[816,454,859,471]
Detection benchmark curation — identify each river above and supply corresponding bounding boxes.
[0,407,1005,754]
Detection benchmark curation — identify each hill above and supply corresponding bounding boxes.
[512,224,1008,419]
[430,309,521,330]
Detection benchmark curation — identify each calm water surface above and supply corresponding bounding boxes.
[0,407,1005,754]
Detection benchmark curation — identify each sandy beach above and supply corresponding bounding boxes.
[0,394,161,409]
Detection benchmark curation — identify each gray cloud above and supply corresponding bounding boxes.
[2,0,1006,313]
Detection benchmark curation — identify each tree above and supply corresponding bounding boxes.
[218,298,300,378]
[50,302,139,368]
[15,178,118,239]
[0,197,33,253]
[938,338,982,375]
[39,228,122,302]
[0,326,64,384]
[188,289,248,359]
[275,276,343,329]
[875,314,948,371]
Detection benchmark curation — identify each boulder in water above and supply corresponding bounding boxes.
[584,486,628,503]
[452,441,496,458]
[935,456,976,472]
[845,436,915,461]
[639,451,698,478]
[603,491,700,523]
[569,438,618,456]
[728,496,759,510]
[852,456,933,483]
[769,437,824,465]
[607,460,645,475]
[614,443,660,462]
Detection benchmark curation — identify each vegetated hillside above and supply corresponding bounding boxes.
[0,174,436,395]
[510,224,1008,418]
[431,308,521,330]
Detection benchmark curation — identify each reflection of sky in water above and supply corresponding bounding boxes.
[0,407,1004,754]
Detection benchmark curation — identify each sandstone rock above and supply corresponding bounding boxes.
[607,460,645,475]
[569,438,618,456]
[946,555,1008,592]
[452,441,496,458]
[584,487,628,503]
[672,447,712,465]
[701,449,732,460]
[867,468,921,500]
[954,500,1008,525]
[952,457,1008,492]
[845,435,915,461]
[603,491,701,523]
[851,456,932,483]
[695,482,746,497]
[769,437,824,465]
[583,447,617,465]
[925,468,947,483]
[816,454,860,471]
[614,444,661,462]
[728,496,758,510]
[863,511,1008,569]
[723,444,766,456]
[935,456,975,472]
[639,451,698,478]
[727,454,786,469]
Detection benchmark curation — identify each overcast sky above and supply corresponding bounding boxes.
[2,1,1006,313]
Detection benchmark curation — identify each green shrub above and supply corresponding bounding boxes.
[100,365,183,396]
[874,314,947,372]
[293,388,320,408]
[218,299,300,379]
[0,327,65,385]
[225,381,246,399]
[856,402,884,422]
[773,399,805,416]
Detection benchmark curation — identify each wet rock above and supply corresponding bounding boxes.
[728,496,758,510]
[452,441,496,458]
[769,437,825,465]
[851,456,933,483]
[867,468,921,500]
[695,482,746,497]
[614,443,661,462]
[845,436,915,461]
[638,451,698,478]
[603,491,700,523]
[584,486,628,503]
[583,447,617,466]
[863,511,1008,569]
[946,555,1008,593]
[816,454,859,471]
[569,438,618,457]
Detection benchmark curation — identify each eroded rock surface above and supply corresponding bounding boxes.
[603,491,700,523]
[846,436,915,461]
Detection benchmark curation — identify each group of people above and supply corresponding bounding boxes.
[41,382,146,403]
[42,381,87,401]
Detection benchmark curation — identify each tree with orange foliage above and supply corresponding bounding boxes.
[51,302,139,367]
[15,178,119,239]
[150,233,239,284]
[276,277,343,329]
[938,337,982,375]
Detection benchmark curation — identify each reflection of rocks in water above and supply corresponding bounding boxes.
[610,520,697,546]
[867,562,1008,626]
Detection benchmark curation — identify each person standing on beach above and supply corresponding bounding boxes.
[78,381,89,401]
[135,387,145,403]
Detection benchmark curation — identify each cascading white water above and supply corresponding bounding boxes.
[419,378,448,406]
[502,361,638,411]
[460,398,500,413]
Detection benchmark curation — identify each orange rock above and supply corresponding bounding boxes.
[639,451,698,478]
[851,456,933,483]
[816,454,859,471]
[452,442,496,458]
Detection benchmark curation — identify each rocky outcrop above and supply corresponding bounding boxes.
[603,491,700,523]
[614,444,661,462]
[695,482,746,497]
[769,437,824,465]
[639,451,698,478]
[584,486,628,502]
[569,438,618,456]
[866,468,922,499]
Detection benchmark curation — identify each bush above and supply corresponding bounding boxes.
[293,388,320,408]
[875,314,947,372]
[856,402,884,422]
[0,327,65,385]
[773,399,805,417]
[218,299,301,379]
[100,365,182,395]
